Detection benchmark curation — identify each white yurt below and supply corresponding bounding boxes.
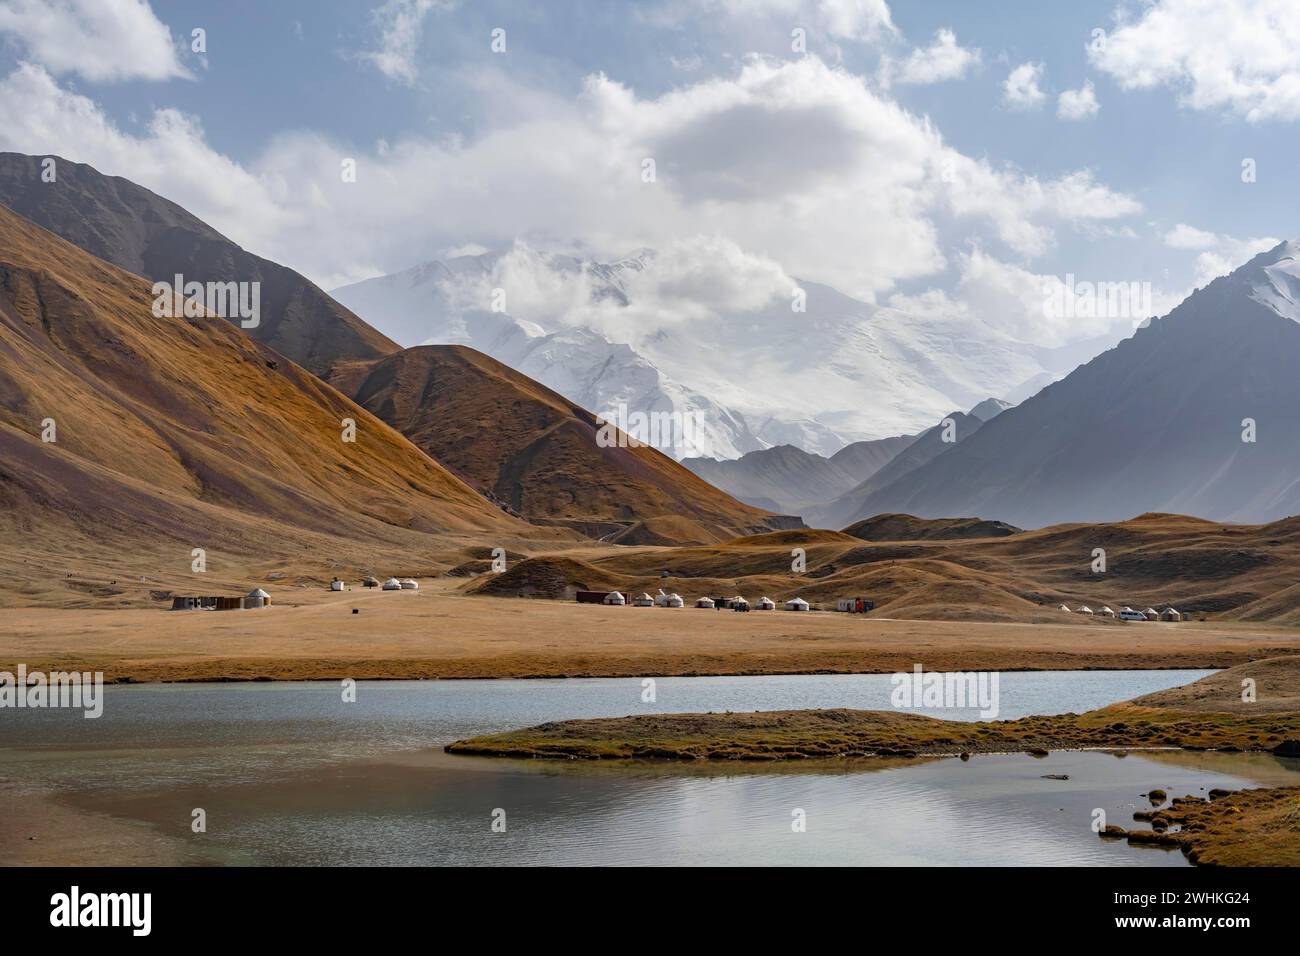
[1077,605,1094,614]
[1058,603,1071,612]
[654,589,684,607]
[399,579,419,590]
[756,596,776,610]
[633,593,655,607]
[245,587,271,608]
[604,590,626,606]
[1161,607,1182,622]
[1098,605,1116,617]
[695,597,715,608]
[1142,607,1159,621]
[382,578,402,590]
[784,597,810,611]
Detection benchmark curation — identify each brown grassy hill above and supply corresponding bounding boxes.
[0,203,534,604]
[567,512,1300,622]
[0,152,398,375]
[843,513,1022,541]
[467,556,624,599]
[328,344,794,544]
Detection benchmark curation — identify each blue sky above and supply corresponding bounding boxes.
[0,0,1297,347]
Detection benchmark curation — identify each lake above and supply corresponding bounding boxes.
[3,670,1297,865]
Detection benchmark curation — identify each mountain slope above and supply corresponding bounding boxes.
[843,241,1300,528]
[807,411,985,529]
[326,345,797,544]
[682,433,915,515]
[0,152,398,375]
[0,202,527,601]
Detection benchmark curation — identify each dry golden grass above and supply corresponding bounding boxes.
[2,578,1296,682]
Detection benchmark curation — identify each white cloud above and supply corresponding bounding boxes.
[1163,223,1218,249]
[0,0,187,82]
[1188,233,1281,287]
[1003,61,1046,110]
[888,28,981,85]
[358,0,447,86]
[1090,0,1300,122]
[0,55,1141,309]
[816,0,895,40]
[1057,80,1099,119]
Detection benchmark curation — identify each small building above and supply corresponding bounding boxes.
[1160,607,1182,622]
[633,593,655,607]
[399,579,419,590]
[245,588,271,609]
[330,578,345,592]
[575,590,608,604]
[1142,607,1159,621]
[836,597,875,613]
[785,597,810,611]
[756,596,776,610]
[382,578,402,590]
[695,597,715,608]
[603,590,626,606]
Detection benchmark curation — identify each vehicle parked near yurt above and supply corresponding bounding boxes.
[1119,608,1146,621]
[835,597,875,613]
[732,597,750,612]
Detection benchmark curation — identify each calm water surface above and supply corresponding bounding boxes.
[3,671,1297,865]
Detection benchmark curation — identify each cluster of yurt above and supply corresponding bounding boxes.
[379,577,419,591]
[1061,603,1183,621]
[589,590,817,612]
